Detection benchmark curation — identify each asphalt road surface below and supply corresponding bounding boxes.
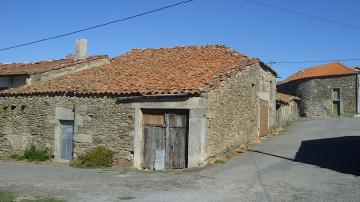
[1,117,359,202]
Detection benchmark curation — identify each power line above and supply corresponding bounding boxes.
[0,0,194,52]
[270,58,360,65]
[244,0,360,31]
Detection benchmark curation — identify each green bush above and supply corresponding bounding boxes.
[12,145,51,162]
[70,146,114,168]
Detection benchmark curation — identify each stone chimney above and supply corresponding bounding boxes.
[75,39,88,60]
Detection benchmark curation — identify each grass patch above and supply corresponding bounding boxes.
[70,146,114,168]
[214,159,226,164]
[20,198,65,202]
[0,191,64,202]
[118,196,136,201]
[11,145,51,162]
[0,191,16,202]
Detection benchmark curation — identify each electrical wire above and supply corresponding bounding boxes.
[0,0,194,52]
[244,0,360,31]
[270,58,360,65]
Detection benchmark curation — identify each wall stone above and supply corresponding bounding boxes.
[275,100,299,127]
[259,66,277,130]
[206,63,258,158]
[278,75,356,117]
[0,96,135,167]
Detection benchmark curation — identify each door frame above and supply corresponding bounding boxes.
[141,109,189,169]
[259,99,269,137]
[131,97,208,169]
[54,106,76,162]
[59,120,75,160]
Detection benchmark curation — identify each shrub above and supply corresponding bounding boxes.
[12,145,51,162]
[70,146,114,168]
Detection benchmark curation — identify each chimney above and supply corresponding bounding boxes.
[75,39,88,60]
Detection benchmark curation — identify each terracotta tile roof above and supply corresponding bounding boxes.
[0,55,108,76]
[276,93,300,104]
[0,45,274,96]
[279,62,357,85]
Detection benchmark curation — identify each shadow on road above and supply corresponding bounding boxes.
[249,136,360,176]
[295,136,360,176]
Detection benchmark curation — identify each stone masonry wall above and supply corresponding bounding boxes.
[278,75,356,117]
[205,64,260,158]
[276,101,299,127]
[259,66,277,131]
[0,96,135,167]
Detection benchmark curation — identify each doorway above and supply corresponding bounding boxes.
[332,101,340,117]
[332,88,341,117]
[142,109,188,170]
[60,120,74,160]
[260,100,269,137]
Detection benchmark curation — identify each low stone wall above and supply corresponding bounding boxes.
[0,96,135,167]
[276,101,299,128]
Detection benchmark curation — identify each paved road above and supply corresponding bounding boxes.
[1,118,360,202]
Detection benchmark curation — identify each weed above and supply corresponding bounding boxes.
[11,146,51,162]
[11,153,26,161]
[20,197,65,202]
[118,196,136,201]
[0,191,64,202]
[71,146,114,168]
[214,159,226,164]
[0,191,16,202]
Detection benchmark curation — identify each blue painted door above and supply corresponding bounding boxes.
[60,120,74,160]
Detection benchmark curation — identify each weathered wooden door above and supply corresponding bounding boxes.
[165,114,187,169]
[260,101,269,137]
[60,120,74,160]
[142,110,188,170]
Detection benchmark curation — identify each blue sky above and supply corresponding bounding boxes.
[0,0,359,79]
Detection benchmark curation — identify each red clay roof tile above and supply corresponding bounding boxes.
[1,45,270,96]
[279,62,357,85]
[0,55,108,76]
[276,93,300,104]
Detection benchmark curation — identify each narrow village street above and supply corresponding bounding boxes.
[1,117,359,202]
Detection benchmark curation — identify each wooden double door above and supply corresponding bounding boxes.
[142,109,188,170]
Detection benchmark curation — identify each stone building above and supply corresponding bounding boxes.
[0,39,110,90]
[277,62,358,117]
[275,93,300,127]
[0,45,277,169]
